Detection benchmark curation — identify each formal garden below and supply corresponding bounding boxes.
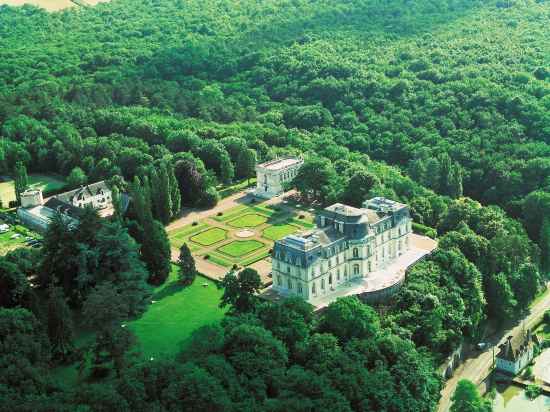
[167,202,315,270]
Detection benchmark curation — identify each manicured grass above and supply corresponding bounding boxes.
[218,178,256,199]
[168,223,208,249]
[0,174,66,207]
[228,213,267,228]
[262,223,300,241]
[0,224,40,255]
[218,240,264,258]
[206,252,234,268]
[190,227,227,246]
[128,267,225,359]
[241,250,271,266]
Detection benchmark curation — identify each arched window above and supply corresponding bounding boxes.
[312,282,316,294]
[353,264,360,275]
[321,279,325,290]
[277,275,281,285]
[288,279,293,290]
[298,283,303,294]
[329,274,333,285]
[353,248,359,258]
[337,269,340,280]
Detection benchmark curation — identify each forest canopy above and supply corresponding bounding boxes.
[0,0,548,410]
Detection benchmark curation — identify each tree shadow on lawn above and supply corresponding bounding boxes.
[265,206,301,225]
[152,280,186,301]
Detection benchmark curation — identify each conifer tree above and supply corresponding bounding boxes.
[168,162,181,217]
[47,284,74,360]
[540,217,550,274]
[14,161,29,204]
[158,162,172,224]
[129,176,171,285]
[149,167,162,221]
[178,243,196,286]
[448,164,463,199]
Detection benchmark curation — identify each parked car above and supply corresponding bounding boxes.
[476,342,489,351]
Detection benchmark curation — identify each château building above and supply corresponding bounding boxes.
[17,181,114,233]
[271,197,414,305]
[255,157,303,199]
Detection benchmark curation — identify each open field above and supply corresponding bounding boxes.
[129,266,225,359]
[0,174,66,208]
[52,266,225,385]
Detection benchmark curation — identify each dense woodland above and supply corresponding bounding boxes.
[0,0,549,410]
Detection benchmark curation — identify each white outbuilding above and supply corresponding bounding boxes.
[254,157,303,199]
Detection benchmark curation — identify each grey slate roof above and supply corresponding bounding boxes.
[54,181,110,205]
[44,198,85,218]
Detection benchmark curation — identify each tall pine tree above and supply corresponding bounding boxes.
[47,284,74,360]
[14,161,29,204]
[129,176,171,285]
[157,162,172,224]
[540,217,550,275]
[168,161,181,218]
[178,243,196,286]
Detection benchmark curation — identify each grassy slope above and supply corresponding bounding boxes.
[128,266,225,359]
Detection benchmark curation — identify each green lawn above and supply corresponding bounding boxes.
[218,240,264,257]
[0,224,40,255]
[128,267,226,359]
[218,178,256,199]
[262,223,300,241]
[0,174,66,207]
[190,227,227,246]
[168,223,208,249]
[228,213,268,228]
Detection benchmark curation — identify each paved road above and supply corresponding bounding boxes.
[438,283,550,412]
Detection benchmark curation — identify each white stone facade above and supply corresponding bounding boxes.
[56,181,112,210]
[495,333,538,376]
[20,189,44,208]
[271,198,413,305]
[17,181,113,233]
[255,157,303,199]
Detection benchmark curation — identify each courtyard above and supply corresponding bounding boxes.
[167,200,315,284]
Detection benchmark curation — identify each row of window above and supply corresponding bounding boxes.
[280,168,299,182]
[276,263,364,295]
